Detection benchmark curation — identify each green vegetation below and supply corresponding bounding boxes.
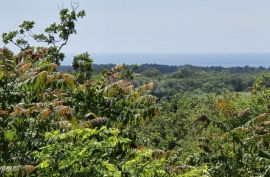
[1,6,270,177]
[61,64,269,98]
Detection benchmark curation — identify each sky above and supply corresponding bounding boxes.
[1,0,270,54]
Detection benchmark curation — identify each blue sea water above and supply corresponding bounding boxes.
[62,53,270,67]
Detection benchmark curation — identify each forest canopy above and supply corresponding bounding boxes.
[0,5,270,177]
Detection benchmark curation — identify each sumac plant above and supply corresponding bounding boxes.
[0,5,173,177]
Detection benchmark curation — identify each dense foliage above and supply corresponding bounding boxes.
[133,65,268,98]
[61,64,268,98]
[1,6,270,177]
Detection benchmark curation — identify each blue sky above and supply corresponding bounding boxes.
[1,0,270,54]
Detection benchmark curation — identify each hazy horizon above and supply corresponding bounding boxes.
[1,0,270,54]
[1,1,270,67]
[62,53,270,67]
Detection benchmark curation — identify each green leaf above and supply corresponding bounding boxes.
[103,161,118,172]
[40,160,50,169]
[113,171,122,177]
[4,130,16,141]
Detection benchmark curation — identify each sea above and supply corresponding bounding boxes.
[62,53,270,67]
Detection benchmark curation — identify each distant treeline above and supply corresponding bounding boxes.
[59,63,270,74]
[59,64,179,74]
